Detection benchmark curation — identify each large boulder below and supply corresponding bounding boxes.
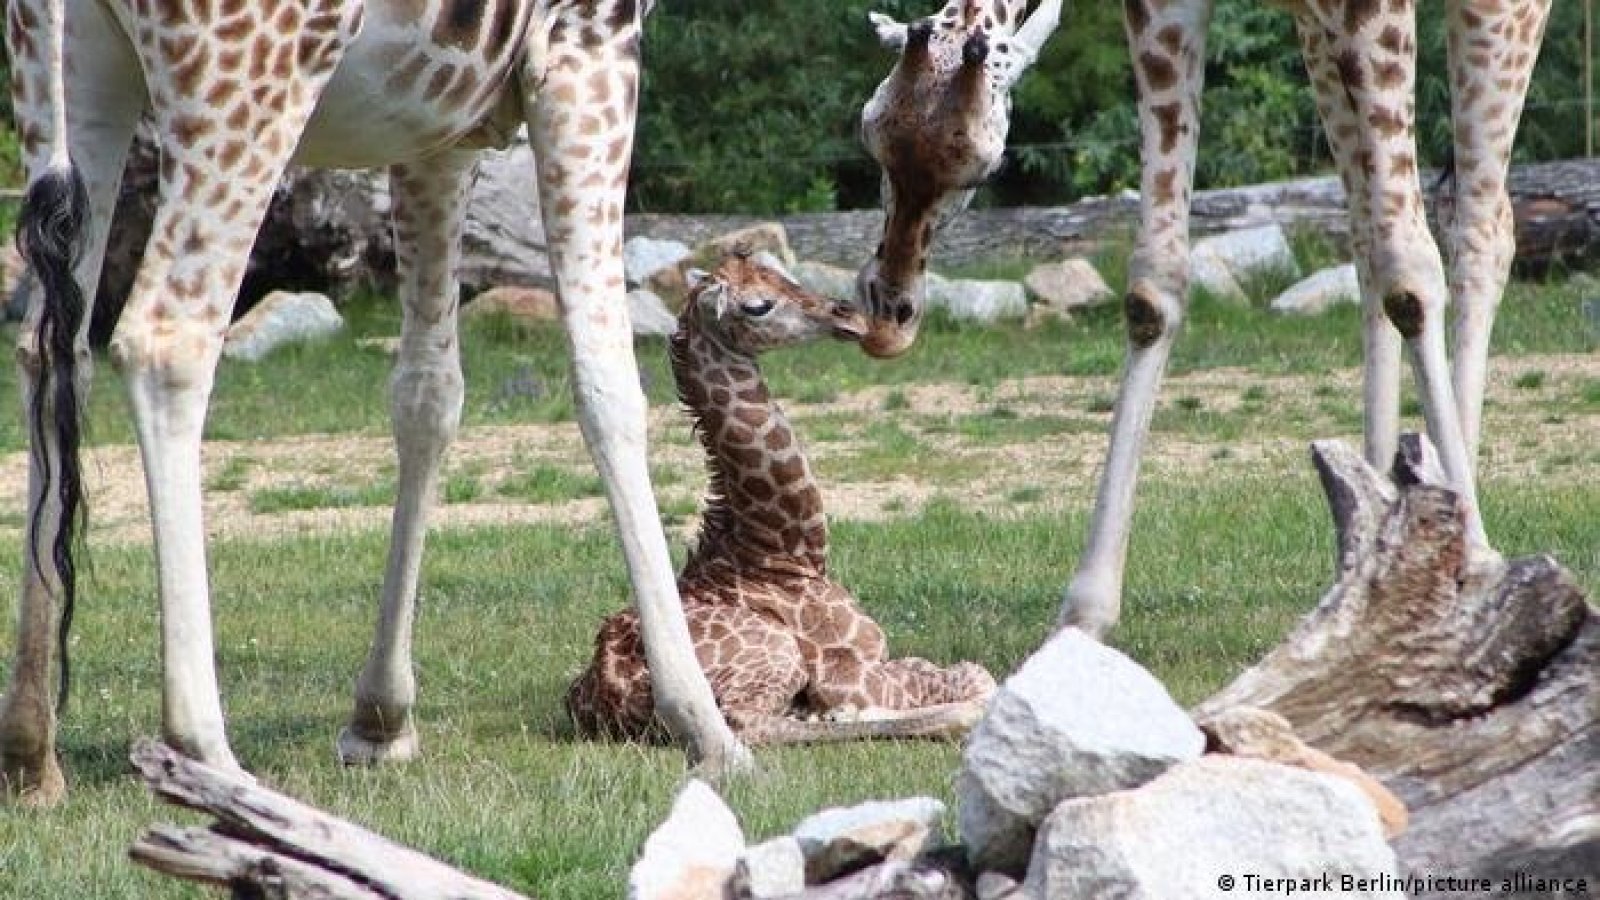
[926,274,1028,323]
[1199,706,1409,839]
[1190,225,1298,301]
[629,780,746,900]
[624,236,692,287]
[1270,263,1360,315]
[1024,756,1402,899]
[731,837,806,900]
[628,289,679,337]
[1023,259,1113,316]
[463,285,561,324]
[958,628,1204,876]
[223,290,344,362]
[792,260,858,302]
[791,797,946,884]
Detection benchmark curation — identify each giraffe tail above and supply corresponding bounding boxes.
[15,0,91,716]
[738,700,988,747]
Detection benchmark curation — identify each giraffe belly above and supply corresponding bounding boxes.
[294,4,528,169]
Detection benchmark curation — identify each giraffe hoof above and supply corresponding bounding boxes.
[336,724,420,766]
[689,740,757,782]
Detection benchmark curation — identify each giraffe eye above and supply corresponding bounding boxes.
[740,298,775,317]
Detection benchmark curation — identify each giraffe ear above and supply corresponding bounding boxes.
[694,279,733,319]
[685,268,711,291]
[752,251,800,287]
[869,11,908,50]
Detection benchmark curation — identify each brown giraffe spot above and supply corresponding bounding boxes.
[1156,23,1183,56]
[1139,51,1178,92]
[1377,25,1406,54]
[1367,106,1407,137]
[1123,0,1151,36]
[770,455,806,486]
[1343,0,1383,33]
[1151,102,1184,154]
[763,428,791,452]
[1152,168,1178,204]
[740,477,776,503]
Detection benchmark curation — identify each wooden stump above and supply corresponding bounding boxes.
[1197,435,1598,889]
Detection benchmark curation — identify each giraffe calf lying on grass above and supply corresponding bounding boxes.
[566,251,995,745]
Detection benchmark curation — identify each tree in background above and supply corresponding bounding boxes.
[0,2,1590,209]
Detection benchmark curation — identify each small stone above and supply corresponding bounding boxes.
[625,236,692,286]
[1270,263,1360,315]
[1192,224,1299,287]
[791,797,945,884]
[629,780,745,900]
[975,871,1024,900]
[1023,756,1401,899]
[958,628,1205,876]
[731,836,806,899]
[1023,259,1113,315]
[223,290,344,362]
[628,289,678,337]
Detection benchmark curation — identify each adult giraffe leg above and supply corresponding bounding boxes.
[526,5,749,772]
[1,0,142,806]
[1059,0,1212,638]
[340,153,476,765]
[1303,0,1487,550]
[108,10,357,768]
[1294,15,1402,469]
[1443,0,1551,468]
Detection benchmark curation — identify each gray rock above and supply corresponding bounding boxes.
[926,274,1028,323]
[731,836,806,900]
[624,236,692,286]
[792,797,945,884]
[628,779,746,900]
[1270,263,1360,315]
[958,628,1204,876]
[1191,225,1298,300]
[1023,259,1113,314]
[223,290,344,362]
[1024,756,1402,899]
[628,289,679,337]
[793,260,858,301]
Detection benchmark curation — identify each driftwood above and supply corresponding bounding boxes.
[1197,434,1598,892]
[127,740,531,900]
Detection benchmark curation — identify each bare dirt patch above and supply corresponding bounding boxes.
[0,353,1592,546]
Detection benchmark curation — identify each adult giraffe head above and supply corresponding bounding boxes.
[856,0,1061,357]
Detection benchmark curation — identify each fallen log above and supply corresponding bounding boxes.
[1197,435,1598,894]
[629,157,1600,272]
[127,739,532,900]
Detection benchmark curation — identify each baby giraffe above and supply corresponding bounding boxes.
[567,251,995,745]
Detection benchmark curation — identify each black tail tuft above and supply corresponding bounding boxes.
[17,166,90,717]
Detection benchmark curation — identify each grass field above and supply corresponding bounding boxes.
[0,259,1596,898]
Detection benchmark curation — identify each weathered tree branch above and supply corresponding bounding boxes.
[128,740,532,900]
[1198,435,1598,892]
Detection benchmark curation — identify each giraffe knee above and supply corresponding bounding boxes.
[1382,290,1425,340]
[1123,282,1179,349]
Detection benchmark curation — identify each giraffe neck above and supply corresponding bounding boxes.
[672,323,828,576]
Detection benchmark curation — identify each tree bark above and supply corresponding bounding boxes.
[1197,435,1598,894]
[127,740,532,900]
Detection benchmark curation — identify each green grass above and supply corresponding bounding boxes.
[496,464,606,505]
[0,266,1594,897]
[0,266,1591,454]
[0,473,1594,899]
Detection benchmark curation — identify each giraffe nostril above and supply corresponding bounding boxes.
[895,303,915,325]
